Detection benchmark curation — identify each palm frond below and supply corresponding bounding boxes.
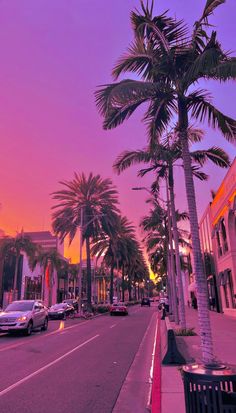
[95,80,156,130]
[190,147,230,168]
[113,149,151,175]
[145,92,176,140]
[191,166,208,181]
[211,58,236,81]
[112,36,156,80]
[188,90,236,142]
[199,0,226,24]
[185,31,224,84]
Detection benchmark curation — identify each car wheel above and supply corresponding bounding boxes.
[41,317,48,331]
[25,321,33,336]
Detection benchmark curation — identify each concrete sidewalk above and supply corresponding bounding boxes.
[161,308,236,413]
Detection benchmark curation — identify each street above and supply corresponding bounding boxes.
[0,305,157,413]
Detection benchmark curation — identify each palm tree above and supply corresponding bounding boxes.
[51,173,119,310]
[114,130,229,328]
[95,0,236,364]
[34,248,66,306]
[0,232,37,300]
[91,215,136,304]
[68,263,79,298]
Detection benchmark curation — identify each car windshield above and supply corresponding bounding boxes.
[50,304,66,310]
[5,302,34,312]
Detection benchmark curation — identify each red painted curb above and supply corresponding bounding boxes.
[151,313,161,413]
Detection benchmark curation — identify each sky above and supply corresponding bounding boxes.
[0,0,235,262]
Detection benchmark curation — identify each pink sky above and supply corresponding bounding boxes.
[0,0,235,261]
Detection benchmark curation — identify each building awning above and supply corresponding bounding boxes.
[188,281,196,292]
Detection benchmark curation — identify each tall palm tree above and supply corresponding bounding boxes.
[51,173,119,310]
[95,0,236,364]
[34,248,66,306]
[114,130,229,327]
[0,232,37,300]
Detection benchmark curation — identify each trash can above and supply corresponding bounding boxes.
[182,364,236,413]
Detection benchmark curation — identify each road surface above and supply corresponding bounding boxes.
[0,305,157,413]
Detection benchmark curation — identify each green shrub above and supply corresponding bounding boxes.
[175,328,197,336]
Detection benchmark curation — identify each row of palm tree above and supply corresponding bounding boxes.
[95,0,236,364]
[0,175,149,309]
[51,173,149,309]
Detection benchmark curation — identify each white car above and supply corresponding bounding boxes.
[0,300,48,335]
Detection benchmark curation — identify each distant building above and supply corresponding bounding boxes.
[0,230,64,307]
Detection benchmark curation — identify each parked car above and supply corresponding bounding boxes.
[63,299,79,312]
[49,303,75,320]
[0,300,48,335]
[141,298,151,307]
[110,302,128,316]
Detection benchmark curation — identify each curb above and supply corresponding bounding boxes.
[151,313,161,413]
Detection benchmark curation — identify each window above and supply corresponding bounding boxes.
[221,219,228,253]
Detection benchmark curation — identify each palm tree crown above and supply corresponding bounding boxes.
[51,172,120,309]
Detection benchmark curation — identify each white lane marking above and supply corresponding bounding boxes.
[0,334,99,397]
[147,316,158,408]
[110,324,116,329]
[0,320,91,353]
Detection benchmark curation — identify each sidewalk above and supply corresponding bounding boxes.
[161,308,236,413]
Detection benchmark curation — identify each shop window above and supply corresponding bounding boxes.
[216,230,222,257]
[221,218,228,253]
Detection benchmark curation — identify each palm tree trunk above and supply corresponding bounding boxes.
[168,163,186,329]
[128,275,132,301]
[166,181,179,324]
[178,97,214,364]
[13,254,20,300]
[122,265,125,302]
[167,249,173,314]
[109,263,114,304]
[85,237,92,311]
[49,270,53,307]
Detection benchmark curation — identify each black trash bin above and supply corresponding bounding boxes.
[183,364,236,413]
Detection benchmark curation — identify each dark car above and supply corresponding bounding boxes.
[48,303,75,320]
[110,303,128,316]
[63,299,79,312]
[141,298,151,307]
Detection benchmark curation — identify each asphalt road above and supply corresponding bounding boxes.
[0,305,156,413]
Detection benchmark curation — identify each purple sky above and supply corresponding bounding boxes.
[0,0,235,260]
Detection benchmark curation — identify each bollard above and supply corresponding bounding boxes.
[162,318,186,365]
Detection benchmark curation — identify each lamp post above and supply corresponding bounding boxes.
[132,185,179,322]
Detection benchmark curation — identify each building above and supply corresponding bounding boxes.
[210,158,236,316]
[199,204,221,312]
[0,231,64,308]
